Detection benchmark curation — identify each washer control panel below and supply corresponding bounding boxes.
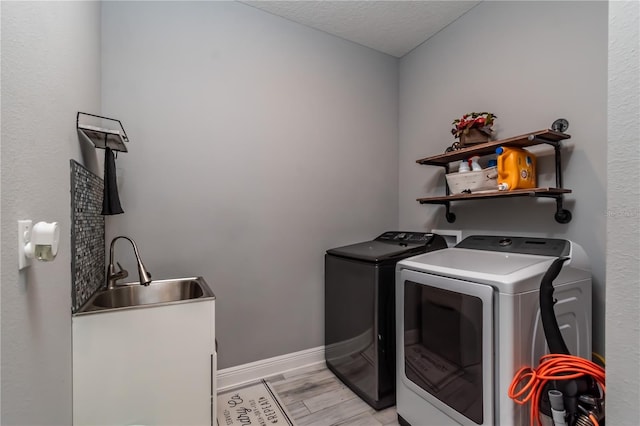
[376,231,434,244]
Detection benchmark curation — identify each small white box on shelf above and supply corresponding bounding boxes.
[445,166,498,194]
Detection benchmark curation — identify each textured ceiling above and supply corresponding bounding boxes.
[241,1,481,57]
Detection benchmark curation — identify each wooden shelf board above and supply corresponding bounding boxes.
[417,187,572,204]
[416,129,570,166]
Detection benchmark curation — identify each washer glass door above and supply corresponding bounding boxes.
[400,270,494,425]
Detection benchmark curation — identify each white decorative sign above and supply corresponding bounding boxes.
[217,380,295,426]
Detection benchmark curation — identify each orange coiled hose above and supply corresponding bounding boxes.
[508,354,606,426]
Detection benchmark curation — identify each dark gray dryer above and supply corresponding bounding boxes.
[324,231,447,410]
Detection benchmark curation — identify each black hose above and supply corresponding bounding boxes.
[539,256,599,424]
[539,257,570,355]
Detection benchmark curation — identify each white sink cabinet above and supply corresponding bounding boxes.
[72,299,216,426]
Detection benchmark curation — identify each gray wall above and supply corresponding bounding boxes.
[1,1,638,423]
[398,1,608,355]
[0,1,101,424]
[100,1,399,369]
[606,1,640,423]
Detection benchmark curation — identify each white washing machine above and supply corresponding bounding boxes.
[395,235,592,426]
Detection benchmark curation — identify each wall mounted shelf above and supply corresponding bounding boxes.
[416,129,573,223]
[77,112,129,152]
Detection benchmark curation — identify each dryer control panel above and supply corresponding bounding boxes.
[456,235,571,257]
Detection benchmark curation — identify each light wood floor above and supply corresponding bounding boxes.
[264,363,400,426]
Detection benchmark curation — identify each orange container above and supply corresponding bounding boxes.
[496,146,537,190]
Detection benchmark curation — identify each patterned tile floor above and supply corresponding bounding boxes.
[263,364,400,426]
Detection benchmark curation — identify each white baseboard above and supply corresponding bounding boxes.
[217,346,325,391]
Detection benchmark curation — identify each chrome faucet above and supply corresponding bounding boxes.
[106,236,152,289]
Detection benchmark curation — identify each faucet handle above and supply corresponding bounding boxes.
[115,262,129,279]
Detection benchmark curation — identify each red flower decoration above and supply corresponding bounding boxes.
[451,112,496,139]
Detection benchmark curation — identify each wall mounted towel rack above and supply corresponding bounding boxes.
[77,112,129,153]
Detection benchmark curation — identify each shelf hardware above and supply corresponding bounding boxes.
[554,197,572,224]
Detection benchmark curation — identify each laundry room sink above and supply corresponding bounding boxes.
[76,276,215,314]
[72,276,217,425]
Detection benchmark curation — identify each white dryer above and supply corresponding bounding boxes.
[395,235,592,426]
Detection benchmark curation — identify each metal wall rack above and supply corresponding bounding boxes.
[77,112,129,152]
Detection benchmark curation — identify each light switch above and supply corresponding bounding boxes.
[18,220,32,270]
